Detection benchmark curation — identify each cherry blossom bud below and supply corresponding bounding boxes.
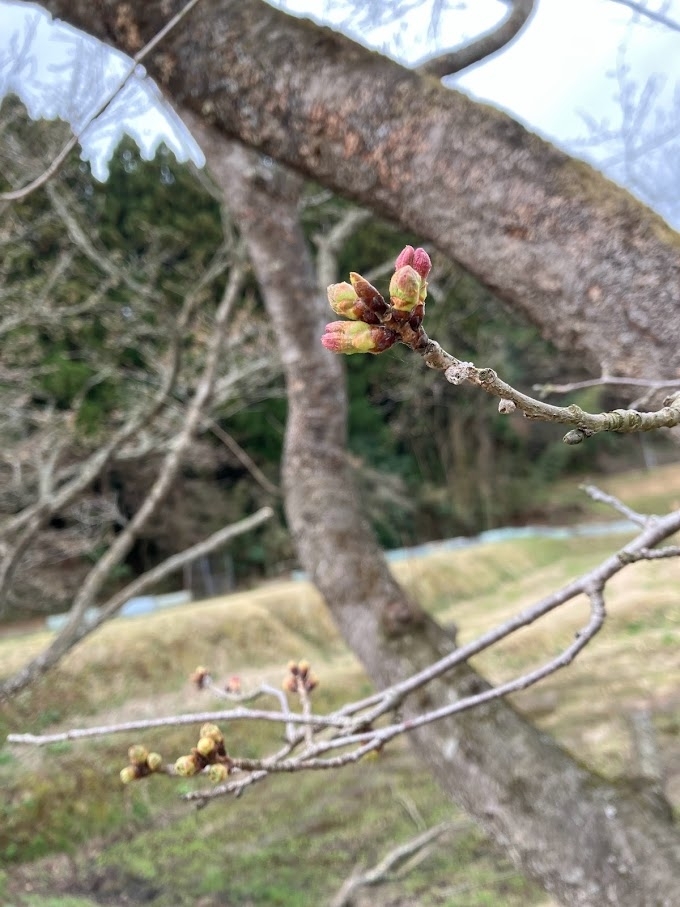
[197,736,217,758]
[208,763,229,784]
[128,744,149,766]
[412,248,432,280]
[120,765,139,784]
[395,245,415,269]
[225,675,241,694]
[321,321,398,355]
[200,723,224,745]
[175,754,199,777]
[146,752,163,772]
[327,282,361,319]
[395,245,431,280]
[389,266,421,312]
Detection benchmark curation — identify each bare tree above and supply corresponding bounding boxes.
[0,106,278,695]
[4,1,680,904]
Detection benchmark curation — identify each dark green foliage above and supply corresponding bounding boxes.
[1,102,665,616]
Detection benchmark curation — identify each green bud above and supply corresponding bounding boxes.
[175,754,199,777]
[120,765,139,784]
[127,744,149,766]
[146,752,163,772]
[200,723,224,745]
[196,736,216,758]
[327,282,361,319]
[208,763,229,784]
[389,266,421,312]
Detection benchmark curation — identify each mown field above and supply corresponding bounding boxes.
[1,465,679,906]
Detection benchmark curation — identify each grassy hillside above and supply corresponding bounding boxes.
[1,467,679,906]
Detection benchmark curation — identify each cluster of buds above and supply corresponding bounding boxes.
[322,245,432,355]
[282,659,318,695]
[120,744,164,784]
[174,723,232,784]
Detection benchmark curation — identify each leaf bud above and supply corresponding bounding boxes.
[321,321,398,355]
[146,752,163,772]
[196,736,217,758]
[120,765,139,784]
[200,723,224,745]
[175,754,199,777]
[127,744,149,766]
[348,273,389,316]
[208,763,229,784]
[389,266,421,312]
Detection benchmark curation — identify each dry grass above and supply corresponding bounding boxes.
[1,465,679,906]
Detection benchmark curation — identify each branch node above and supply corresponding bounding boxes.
[444,362,474,385]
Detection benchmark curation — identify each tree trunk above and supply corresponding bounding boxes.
[188,121,680,907]
[40,0,680,378]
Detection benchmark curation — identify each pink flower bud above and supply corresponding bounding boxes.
[327,282,361,319]
[321,321,398,355]
[389,265,421,312]
[412,248,432,280]
[395,245,415,270]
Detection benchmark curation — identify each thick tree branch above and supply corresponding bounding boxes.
[36,0,680,379]
[417,0,536,77]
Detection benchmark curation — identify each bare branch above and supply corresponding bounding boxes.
[417,0,536,78]
[580,484,649,526]
[11,500,679,807]
[330,821,457,907]
[608,0,680,33]
[422,342,680,444]
[533,376,680,396]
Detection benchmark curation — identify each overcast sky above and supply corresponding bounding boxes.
[1,0,680,219]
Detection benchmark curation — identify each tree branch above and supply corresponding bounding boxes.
[608,0,680,33]
[417,0,536,77]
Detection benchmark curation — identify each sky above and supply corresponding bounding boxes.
[1,0,679,219]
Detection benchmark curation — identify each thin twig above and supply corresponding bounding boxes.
[608,0,680,33]
[580,484,650,526]
[533,376,680,396]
